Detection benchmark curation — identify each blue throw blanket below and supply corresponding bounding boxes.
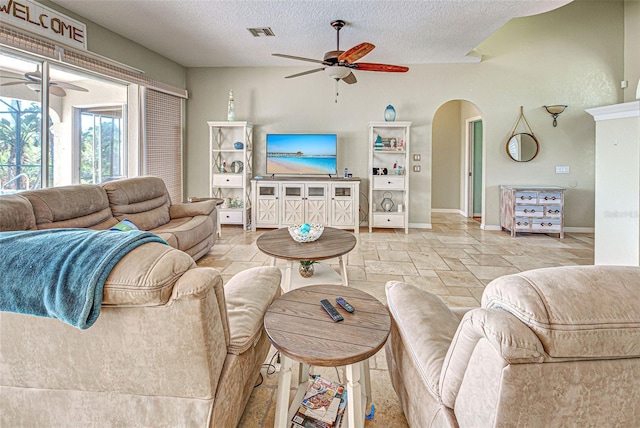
[0,229,166,329]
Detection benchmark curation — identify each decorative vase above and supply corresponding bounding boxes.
[384,104,396,122]
[299,263,315,278]
[381,191,395,212]
[234,142,244,150]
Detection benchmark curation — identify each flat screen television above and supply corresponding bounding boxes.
[266,133,337,175]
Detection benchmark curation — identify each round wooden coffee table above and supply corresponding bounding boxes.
[256,227,357,290]
[264,284,391,428]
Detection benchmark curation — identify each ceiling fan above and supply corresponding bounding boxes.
[273,20,408,89]
[0,66,88,97]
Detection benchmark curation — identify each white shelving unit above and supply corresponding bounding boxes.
[208,121,253,229]
[368,121,411,233]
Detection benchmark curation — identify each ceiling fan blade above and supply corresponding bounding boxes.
[53,81,89,92]
[342,72,357,85]
[273,53,327,65]
[353,63,409,73]
[284,68,325,79]
[0,80,30,87]
[338,42,375,64]
[49,85,67,97]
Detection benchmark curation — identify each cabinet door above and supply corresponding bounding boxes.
[305,184,328,224]
[331,184,356,227]
[281,184,304,225]
[256,183,279,226]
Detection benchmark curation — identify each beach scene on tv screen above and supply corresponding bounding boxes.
[266,134,337,175]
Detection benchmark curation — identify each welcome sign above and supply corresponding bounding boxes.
[1,0,87,50]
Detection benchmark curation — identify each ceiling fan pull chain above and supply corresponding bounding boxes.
[335,79,339,103]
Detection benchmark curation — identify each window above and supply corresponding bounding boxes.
[77,105,125,184]
[0,51,129,191]
[1,26,187,198]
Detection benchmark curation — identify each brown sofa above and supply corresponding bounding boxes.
[385,265,640,427]
[0,176,217,260]
[0,176,282,426]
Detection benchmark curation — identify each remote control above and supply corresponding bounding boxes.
[336,297,355,313]
[320,299,343,322]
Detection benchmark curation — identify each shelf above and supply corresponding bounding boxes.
[209,121,253,229]
[369,121,411,234]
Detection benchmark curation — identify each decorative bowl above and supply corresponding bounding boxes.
[288,224,324,243]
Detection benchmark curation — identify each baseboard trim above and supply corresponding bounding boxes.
[481,224,502,231]
[409,223,432,229]
[431,208,465,215]
[565,227,594,233]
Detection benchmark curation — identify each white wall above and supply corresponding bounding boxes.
[186,1,624,229]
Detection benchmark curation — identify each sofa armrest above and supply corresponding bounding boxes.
[169,200,217,219]
[224,266,282,355]
[385,281,461,401]
[439,308,546,408]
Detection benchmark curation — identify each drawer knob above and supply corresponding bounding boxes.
[544,196,557,201]
[520,195,533,200]
[540,222,552,227]
[524,209,535,213]
[548,209,560,214]
[516,221,529,226]
[387,218,391,222]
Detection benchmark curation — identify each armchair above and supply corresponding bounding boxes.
[385,265,640,426]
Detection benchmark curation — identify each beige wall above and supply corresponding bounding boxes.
[186,1,624,229]
[39,0,186,88]
[625,0,640,102]
[432,101,462,210]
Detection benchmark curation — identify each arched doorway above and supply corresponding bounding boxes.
[432,100,484,223]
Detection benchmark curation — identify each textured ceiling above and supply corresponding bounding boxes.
[50,0,572,68]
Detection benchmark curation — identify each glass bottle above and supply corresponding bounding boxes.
[227,90,235,121]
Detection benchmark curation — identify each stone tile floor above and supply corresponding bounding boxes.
[196,213,594,427]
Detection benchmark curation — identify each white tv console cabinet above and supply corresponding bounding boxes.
[250,176,360,233]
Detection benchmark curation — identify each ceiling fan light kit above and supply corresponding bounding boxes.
[272,19,408,101]
[325,66,350,80]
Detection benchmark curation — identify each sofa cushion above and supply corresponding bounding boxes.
[103,242,195,306]
[102,176,171,230]
[482,265,640,359]
[0,195,36,231]
[20,185,116,229]
[151,216,214,252]
[224,266,282,355]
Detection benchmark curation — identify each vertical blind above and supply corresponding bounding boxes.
[142,88,183,203]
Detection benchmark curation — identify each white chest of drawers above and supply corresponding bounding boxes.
[500,185,565,238]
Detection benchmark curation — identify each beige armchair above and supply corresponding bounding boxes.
[385,265,640,427]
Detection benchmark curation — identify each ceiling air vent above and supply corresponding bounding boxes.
[247,27,275,37]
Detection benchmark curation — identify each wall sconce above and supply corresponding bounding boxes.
[544,105,568,127]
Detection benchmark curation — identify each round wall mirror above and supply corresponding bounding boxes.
[506,133,539,162]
